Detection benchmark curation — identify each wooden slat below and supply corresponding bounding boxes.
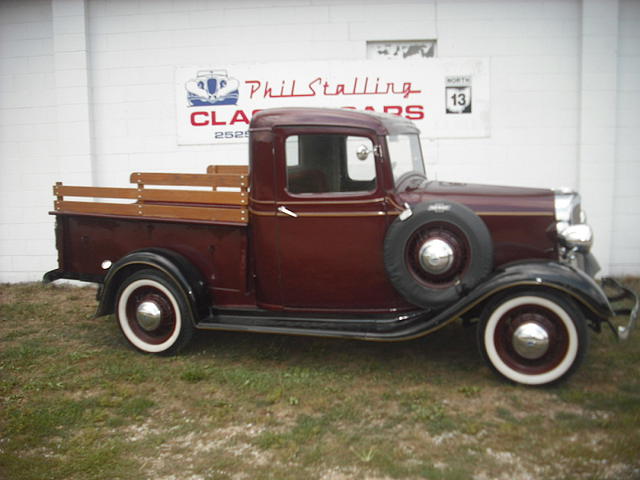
[54,185,138,199]
[56,201,139,216]
[130,172,248,189]
[142,204,248,223]
[206,165,249,175]
[140,188,247,205]
[55,201,248,224]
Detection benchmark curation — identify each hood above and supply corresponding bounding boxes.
[396,180,555,215]
[394,180,558,267]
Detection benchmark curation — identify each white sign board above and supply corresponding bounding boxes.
[175,58,490,145]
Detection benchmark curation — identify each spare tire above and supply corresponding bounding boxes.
[384,201,493,308]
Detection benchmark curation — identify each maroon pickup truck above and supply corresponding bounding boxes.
[44,107,637,386]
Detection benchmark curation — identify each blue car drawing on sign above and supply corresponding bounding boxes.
[186,70,240,106]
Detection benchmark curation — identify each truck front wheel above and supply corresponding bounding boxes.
[115,269,194,355]
[477,291,589,386]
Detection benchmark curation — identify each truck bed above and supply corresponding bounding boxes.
[49,165,254,307]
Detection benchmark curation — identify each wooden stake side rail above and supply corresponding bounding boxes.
[130,172,248,189]
[53,166,250,224]
[54,200,247,223]
[206,165,249,175]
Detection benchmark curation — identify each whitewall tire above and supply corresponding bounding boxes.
[115,269,194,355]
[478,291,588,386]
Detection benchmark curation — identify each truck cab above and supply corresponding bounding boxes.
[250,108,409,311]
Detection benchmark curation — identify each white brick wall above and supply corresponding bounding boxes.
[0,0,57,282]
[611,0,640,274]
[434,0,581,190]
[0,0,639,282]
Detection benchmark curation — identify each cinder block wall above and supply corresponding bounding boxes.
[612,0,640,274]
[1,0,638,281]
[0,0,57,282]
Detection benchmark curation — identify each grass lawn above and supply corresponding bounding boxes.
[1,279,639,480]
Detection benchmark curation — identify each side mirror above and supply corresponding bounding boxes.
[356,144,371,161]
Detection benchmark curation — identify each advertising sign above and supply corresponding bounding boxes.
[175,58,490,145]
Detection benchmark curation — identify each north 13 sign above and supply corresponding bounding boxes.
[175,58,490,145]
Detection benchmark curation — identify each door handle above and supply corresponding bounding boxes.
[277,206,298,218]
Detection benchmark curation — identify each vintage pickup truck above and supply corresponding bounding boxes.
[44,107,637,386]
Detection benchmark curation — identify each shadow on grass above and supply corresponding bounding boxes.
[180,319,483,382]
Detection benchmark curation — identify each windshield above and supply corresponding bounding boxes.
[387,134,426,182]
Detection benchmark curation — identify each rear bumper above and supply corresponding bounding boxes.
[42,268,104,284]
[601,277,639,340]
[43,268,64,283]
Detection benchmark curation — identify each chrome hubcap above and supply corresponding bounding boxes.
[512,322,550,359]
[418,238,454,274]
[136,301,163,331]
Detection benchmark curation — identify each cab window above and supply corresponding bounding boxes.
[285,134,377,194]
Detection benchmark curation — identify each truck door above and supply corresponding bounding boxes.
[274,127,397,311]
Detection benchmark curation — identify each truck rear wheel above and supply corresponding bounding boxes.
[477,290,589,386]
[115,269,194,355]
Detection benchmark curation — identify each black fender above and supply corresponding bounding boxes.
[463,261,614,321]
[95,248,210,322]
[366,260,614,341]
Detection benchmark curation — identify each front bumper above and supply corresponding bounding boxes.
[601,277,639,340]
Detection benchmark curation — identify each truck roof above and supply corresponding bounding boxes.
[250,107,420,136]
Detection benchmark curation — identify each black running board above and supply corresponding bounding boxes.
[195,308,454,342]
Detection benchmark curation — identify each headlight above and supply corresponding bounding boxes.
[554,188,593,254]
[554,188,582,224]
[558,224,593,252]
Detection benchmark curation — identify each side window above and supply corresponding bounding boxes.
[285,134,377,194]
